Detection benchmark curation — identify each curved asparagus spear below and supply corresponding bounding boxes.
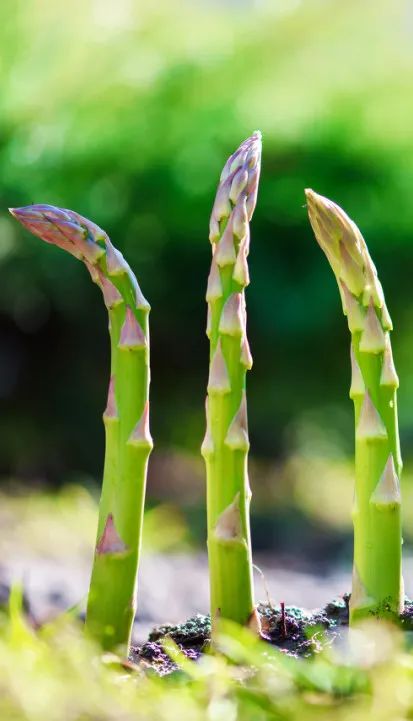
[10,205,152,651]
[203,133,261,631]
[305,190,403,622]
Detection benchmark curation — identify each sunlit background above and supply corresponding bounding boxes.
[1,0,413,626]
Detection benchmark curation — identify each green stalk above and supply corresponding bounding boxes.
[202,133,261,633]
[305,190,403,622]
[10,205,152,652]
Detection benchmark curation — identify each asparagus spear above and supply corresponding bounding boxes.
[10,205,152,651]
[203,133,261,632]
[305,190,403,622]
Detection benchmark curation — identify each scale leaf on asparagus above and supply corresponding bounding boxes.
[305,189,403,622]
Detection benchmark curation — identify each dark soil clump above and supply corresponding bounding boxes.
[130,596,351,673]
[130,614,211,675]
[257,595,349,655]
[132,597,413,675]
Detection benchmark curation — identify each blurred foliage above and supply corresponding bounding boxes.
[0,596,413,720]
[1,0,413,506]
[0,485,188,560]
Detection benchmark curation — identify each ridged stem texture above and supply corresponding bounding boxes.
[203,133,261,632]
[10,205,152,652]
[306,190,403,622]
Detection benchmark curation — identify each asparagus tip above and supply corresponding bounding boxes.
[9,203,106,264]
[212,132,262,231]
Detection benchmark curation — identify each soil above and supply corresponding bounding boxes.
[130,597,348,674]
[131,598,413,675]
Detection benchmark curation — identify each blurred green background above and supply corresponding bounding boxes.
[2,0,413,560]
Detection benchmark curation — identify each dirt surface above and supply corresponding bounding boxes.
[131,598,413,675]
[130,596,348,675]
[130,598,349,674]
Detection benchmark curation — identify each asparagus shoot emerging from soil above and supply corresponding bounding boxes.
[10,205,152,652]
[305,190,403,622]
[203,133,261,632]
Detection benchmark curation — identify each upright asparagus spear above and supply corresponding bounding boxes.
[305,190,403,622]
[10,205,152,652]
[203,133,261,631]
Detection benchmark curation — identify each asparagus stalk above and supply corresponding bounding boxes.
[9,205,152,651]
[305,190,403,622]
[203,133,261,631]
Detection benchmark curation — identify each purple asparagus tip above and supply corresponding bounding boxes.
[9,204,107,265]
